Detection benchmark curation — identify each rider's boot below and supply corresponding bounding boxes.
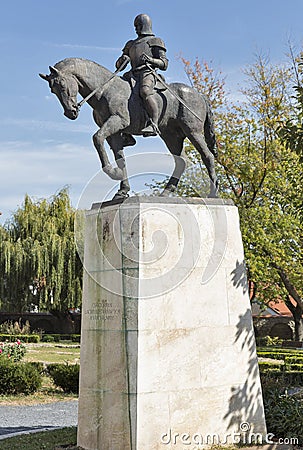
[141,94,159,137]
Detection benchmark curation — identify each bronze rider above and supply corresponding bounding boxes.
[115,13,168,136]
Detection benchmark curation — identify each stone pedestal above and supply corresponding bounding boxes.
[77,197,266,450]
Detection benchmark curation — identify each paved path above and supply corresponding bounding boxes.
[0,400,78,439]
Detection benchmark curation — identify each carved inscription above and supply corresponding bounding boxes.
[85,300,121,321]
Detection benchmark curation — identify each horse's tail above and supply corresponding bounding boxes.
[203,95,218,158]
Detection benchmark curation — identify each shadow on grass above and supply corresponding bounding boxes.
[0,425,58,437]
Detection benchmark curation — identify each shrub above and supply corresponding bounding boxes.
[47,363,80,393]
[27,361,45,374]
[41,334,56,343]
[59,334,73,341]
[0,359,42,395]
[0,319,31,335]
[0,339,26,362]
[261,371,303,389]
[263,386,303,445]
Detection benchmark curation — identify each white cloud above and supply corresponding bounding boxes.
[1,118,94,134]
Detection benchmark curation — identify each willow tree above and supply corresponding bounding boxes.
[0,188,82,313]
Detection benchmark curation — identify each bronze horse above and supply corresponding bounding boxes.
[40,58,218,199]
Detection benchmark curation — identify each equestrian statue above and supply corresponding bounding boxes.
[39,13,218,199]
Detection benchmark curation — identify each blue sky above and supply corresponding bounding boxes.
[1,0,303,222]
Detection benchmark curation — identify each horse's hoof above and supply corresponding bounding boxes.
[141,122,159,137]
[208,191,219,199]
[112,192,129,201]
[159,189,172,197]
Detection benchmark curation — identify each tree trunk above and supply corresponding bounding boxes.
[295,318,303,341]
[269,262,303,342]
[285,296,303,341]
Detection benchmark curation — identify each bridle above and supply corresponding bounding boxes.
[77,58,129,110]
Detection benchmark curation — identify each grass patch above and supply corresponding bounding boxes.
[24,343,80,365]
[0,427,78,450]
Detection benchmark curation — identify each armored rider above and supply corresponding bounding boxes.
[115,13,168,136]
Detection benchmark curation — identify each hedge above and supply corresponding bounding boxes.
[260,370,303,387]
[0,333,81,343]
[258,361,284,372]
[41,334,81,343]
[0,334,40,343]
[285,355,303,364]
[258,347,303,373]
[257,346,301,354]
[257,351,287,360]
[285,363,303,372]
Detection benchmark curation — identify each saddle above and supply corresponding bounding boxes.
[120,70,167,141]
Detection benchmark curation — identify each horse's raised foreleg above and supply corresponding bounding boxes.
[107,134,130,200]
[93,115,128,181]
[159,132,186,196]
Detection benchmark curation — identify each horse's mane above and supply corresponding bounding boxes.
[54,58,112,77]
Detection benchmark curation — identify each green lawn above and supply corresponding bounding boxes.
[0,427,78,450]
[24,342,80,365]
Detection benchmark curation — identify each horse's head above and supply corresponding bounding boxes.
[39,66,79,120]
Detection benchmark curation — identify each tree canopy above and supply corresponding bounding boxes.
[0,188,82,313]
[170,53,303,338]
[278,54,303,163]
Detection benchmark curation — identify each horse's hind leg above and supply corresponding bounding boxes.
[159,132,186,196]
[186,130,218,197]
